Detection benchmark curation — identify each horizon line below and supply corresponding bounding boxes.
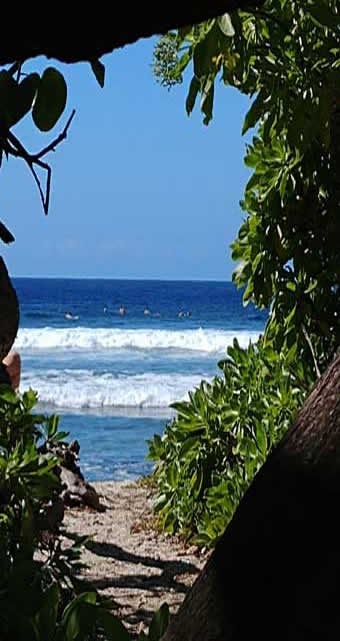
[12,275,233,283]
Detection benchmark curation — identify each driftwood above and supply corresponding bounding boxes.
[162,351,340,640]
[0,257,19,363]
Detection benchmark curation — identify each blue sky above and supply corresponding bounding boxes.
[1,37,251,280]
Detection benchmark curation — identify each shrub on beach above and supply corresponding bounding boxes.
[148,338,310,547]
[0,384,168,641]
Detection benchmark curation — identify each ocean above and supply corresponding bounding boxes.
[12,278,267,482]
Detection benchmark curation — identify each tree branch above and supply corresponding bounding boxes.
[6,110,75,215]
[302,323,321,379]
[34,109,75,160]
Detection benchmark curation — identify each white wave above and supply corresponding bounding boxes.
[20,369,210,410]
[15,327,260,354]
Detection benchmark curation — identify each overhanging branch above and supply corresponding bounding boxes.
[0,2,263,66]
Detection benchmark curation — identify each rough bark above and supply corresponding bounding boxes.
[163,351,340,640]
[0,257,19,362]
[0,2,263,66]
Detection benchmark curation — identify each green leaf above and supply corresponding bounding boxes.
[32,67,67,132]
[97,609,130,641]
[304,280,318,294]
[176,51,192,75]
[61,593,98,641]
[35,583,60,640]
[186,76,200,115]
[218,14,235,37]
[193,22,218,77]
[0,386,18,403]
[179,436,199,458]
[308,4,338,29]
[255,422,267,455]
[222,409,239,426]
[47,413,59,438]
[242,91,265,135]
[201,78,214,125]
[90,59,105,88]
[149,603,170,641]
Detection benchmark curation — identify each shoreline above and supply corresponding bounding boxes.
[63,479,208,637]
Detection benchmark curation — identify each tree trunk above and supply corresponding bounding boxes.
[163,351,340,640]
[0,257,19,362]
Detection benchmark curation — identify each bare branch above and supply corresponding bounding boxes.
[5,111,75,215]
[28,162,48,214]
[35,109,76,160]
[302,323,321,379]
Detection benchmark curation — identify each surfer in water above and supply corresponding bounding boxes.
[64,311,79,321]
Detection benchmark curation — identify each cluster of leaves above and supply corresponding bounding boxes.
[153,0,340,376]
[0,59,105,242]
[148,339,310,547]
[0,384,169,640]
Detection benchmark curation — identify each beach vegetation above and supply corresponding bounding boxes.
[0,384,168,640]
[148,338,308,546]
[150,0,340,544]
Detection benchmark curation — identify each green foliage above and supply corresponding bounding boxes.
[153,34,186,89]
[138,604,170,641]
[153,0,340,377]
[0,384,169,640]
[148,339,309,547]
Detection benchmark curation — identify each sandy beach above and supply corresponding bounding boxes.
[62,480,209,638]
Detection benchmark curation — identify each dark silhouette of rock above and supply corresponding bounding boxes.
[41,439,104,518]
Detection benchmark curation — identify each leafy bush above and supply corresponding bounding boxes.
[0,384,169,640]
[148,339,311,547]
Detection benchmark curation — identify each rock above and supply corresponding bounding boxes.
[41,439,104,512]
[60,466,103,510]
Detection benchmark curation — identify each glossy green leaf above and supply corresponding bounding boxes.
[242,91,265,135]
[97,609,130,641]
[186,76,200,115]
[149,603,170,641]
[193,22,218,77]
[218,13,235,37]
[255,423,267,455]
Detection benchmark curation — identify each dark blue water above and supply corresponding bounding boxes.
[13,279,267,480]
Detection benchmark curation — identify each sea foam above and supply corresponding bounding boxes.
[15,326,260,354]
[21,369,209,410]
